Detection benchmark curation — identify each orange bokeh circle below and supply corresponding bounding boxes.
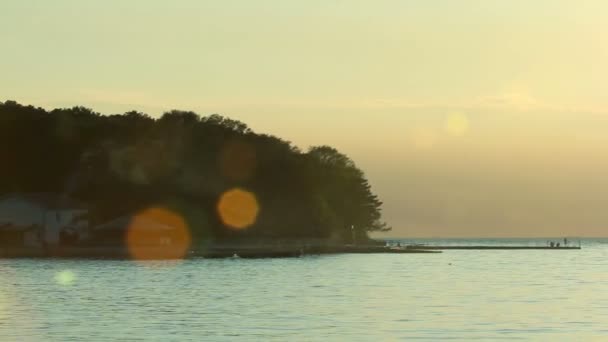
[126,207,191,260]
[217,188,260,229]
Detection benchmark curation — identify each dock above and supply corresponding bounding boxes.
[404,245,581,250]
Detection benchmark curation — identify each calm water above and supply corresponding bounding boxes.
[1,239,607,341]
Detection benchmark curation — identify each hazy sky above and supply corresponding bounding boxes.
[2,1,608,237]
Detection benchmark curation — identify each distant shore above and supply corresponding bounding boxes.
[0,242,583,259]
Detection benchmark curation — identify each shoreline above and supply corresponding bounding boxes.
[0,243,583,259]
[0,245,442,259]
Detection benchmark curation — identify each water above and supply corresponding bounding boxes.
[0,239,607,341]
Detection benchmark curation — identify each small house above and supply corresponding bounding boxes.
[0,193,89,247]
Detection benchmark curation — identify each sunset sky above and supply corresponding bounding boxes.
[2,0,608,237]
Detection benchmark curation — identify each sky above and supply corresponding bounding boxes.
[2,0,608,237]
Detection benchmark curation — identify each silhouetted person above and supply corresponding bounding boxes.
[564,238,568,246]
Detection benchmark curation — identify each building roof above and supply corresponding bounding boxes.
[0,193,87,210]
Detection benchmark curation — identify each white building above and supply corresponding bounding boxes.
[0,193,89,247]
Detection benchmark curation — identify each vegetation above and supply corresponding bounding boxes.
[0,100,390,242]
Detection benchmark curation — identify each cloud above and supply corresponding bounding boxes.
[58,88,608,117]
[77,89,174,113]
[472,92,544,111]
[469,92,608,115]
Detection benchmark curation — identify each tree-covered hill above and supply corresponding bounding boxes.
[0,100,390,242]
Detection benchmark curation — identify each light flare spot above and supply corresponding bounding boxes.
[445,112,470,136]
[219,141,257,182]
[217,188,260,230]
[126,207,191,261]
[55,270,76,286]
[409,128,438,149]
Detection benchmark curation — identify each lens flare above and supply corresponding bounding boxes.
[445,112,469,136]
[217,188,260,229]
[54,270,76,286]
[126,207,191,261]
[409,128,438,149]
[219,141,257,182]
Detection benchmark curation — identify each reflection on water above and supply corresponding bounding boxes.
[0,239,606,341]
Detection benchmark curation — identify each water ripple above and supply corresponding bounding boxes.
[0,240,606,340]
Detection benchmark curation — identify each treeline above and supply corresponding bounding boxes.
[0,100,390,242]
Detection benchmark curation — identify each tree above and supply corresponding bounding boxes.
[306,146,391,241]
[0,100,390,243]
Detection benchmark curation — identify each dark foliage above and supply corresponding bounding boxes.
[0,100,390,242]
